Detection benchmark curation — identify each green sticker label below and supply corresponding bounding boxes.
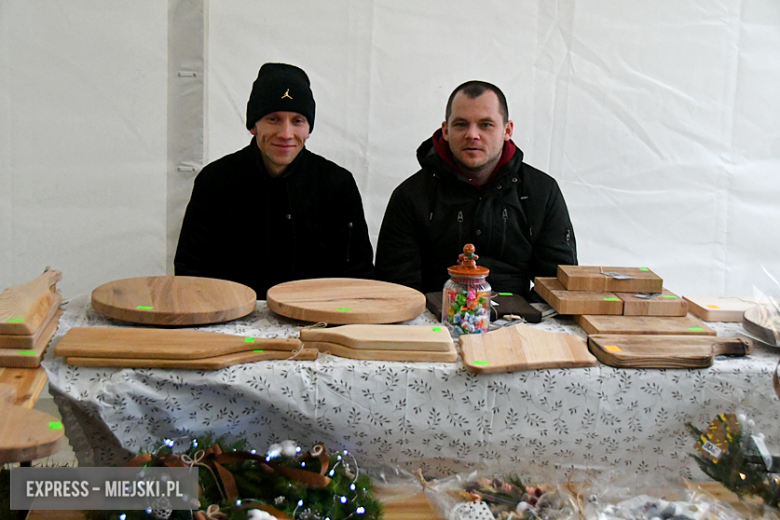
[137,305,153,310]
[18,350,37,356]
[689,327,704,331]
[7,318,25,323]
[245,337,255,343]
[49,422,64,430]
[498,292,513,296]
[603,297,620,301]
[662,295,677,298]
[253,349,264,353]
[472,361,490,366]
[432,326,442,332]
[639,268,649,271]
[337,308,352,312]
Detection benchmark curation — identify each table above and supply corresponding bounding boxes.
[42,295,780,478]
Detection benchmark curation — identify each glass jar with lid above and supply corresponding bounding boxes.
[442,243,491,336]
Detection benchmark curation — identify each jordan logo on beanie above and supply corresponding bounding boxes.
[282,89,293,100]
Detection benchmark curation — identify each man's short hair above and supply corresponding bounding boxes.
[445,80,509,124]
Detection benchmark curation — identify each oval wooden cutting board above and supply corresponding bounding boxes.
[92,276,257,326]
[267,278,425,324]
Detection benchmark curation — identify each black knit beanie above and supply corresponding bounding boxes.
[246,63,316,131]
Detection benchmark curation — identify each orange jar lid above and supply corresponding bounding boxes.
[447,243,490,277]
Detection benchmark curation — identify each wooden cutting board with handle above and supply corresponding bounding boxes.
[460,323,597,374]
[304,341,457,362]
[557,266,663,293]
[588,334,753,368]
[0,310,64,368]
[575,314,716,336]
[267,278,425,324]
[0,269,61,335]
[0,293,62,349]
[64,348,318,370]
[55,327,301,359]
[91,276,257,326]
[300,324,453,352]
[684,295,758,322]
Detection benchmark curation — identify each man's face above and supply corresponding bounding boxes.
[442,90,513,182]
[250,111,310,176]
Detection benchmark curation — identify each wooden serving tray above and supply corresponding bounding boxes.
[588,334,753,368]
[267,278,425,324]
[55,327,301,359]
[460,323,597,373]
[557,266,663,293]
[617,289,687,317]
[533,277,623,315]
[0,269,61,335]
[0,404,64,463]
[92,276,257,326]
[575,314,716,336]
[0,310,64,368]
[300,325,453,352]
[684,295,758,322]
[64,348,318,370]
[305,341,457,362]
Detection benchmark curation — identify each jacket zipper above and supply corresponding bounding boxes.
[500,208,508,258]
[457,211,463,247]
[346,222,353,262]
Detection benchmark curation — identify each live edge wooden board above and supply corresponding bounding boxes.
[267,278,426,324]
[91,276,257,326]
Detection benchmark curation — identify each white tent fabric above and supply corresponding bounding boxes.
[1,0,779,298]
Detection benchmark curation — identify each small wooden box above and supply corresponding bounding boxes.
[617,289,688,317]
[534,277,623,315]
[557,266,663,293]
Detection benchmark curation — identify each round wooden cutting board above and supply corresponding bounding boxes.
[92,276,257,326]
[266,278,426,324]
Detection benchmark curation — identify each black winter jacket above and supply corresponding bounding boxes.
[174,141,374,298]
[375,135,577,297]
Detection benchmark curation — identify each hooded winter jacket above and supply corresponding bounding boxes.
[375,131,577,297]
[174,140,374,298]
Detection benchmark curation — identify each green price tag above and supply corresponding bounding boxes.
[253,350,264,353]
[337,308,352,312]
[432,326,442,332]
[662,295,677,298]
[639,268,649,271]
[498,292,513,296]
[49,422,64,430]
[18,350,36,356]
[472,361,490,366]
[689,327,704,331]
[603,297,620,301]
[137,305,153,310]
[7,318,24,323]
[245,337,256,343]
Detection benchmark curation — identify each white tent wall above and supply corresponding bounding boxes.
[1,1,779,299]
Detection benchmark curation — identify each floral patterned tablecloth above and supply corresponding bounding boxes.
[43,295,780,478]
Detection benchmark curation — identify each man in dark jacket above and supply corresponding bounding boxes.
[375,80,576,298]
[175,63,374,298]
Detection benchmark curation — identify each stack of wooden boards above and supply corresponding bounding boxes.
[0,269,64,368]
[534,266,752,368]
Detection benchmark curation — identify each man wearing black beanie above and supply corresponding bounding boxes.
[174,63,374,297]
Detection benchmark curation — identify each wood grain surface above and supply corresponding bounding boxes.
[267,278,426,324]
[307,341,458,362]
[533,277,623,315]
[575,314,716,336]
[684,295,758,322]
[300,324,454,352]
[0,293,62,349]
[0,382,15,404]
[91,276,257,326]
[617,289,688,317]
[557,266,663,293]
[0,309,63,368]
[65,347,318,369]
[0,403,64,463]
[0,366,48,408]
[588,334,753,368]
[55,327,301,359]
[0,269,61,335]
[460,323,596,373]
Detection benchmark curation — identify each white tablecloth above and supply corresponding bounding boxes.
[43,295,780,478]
